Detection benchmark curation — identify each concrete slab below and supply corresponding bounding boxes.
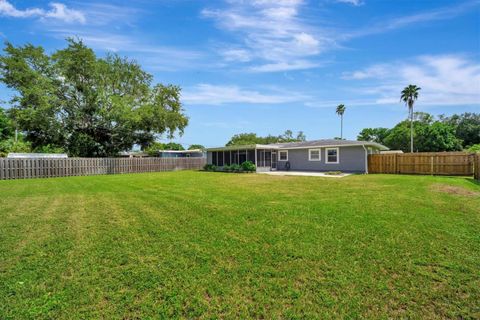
[257,171,352,178]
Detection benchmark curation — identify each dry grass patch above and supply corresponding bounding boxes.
[431,183,480,196]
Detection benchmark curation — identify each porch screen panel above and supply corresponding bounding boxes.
[257,150,265,167]
[239,150,247,164]
[218,151,224,166]
[224,151,231,165]
[247,150,255,163]
[212,152,217,166]
[265,151,271,167]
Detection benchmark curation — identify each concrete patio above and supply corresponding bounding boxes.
[258,171,352,178]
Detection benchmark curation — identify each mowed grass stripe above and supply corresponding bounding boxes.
[0,171,479,319]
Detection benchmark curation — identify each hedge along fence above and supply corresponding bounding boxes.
[368,152,477,176]
[0,157,206,180]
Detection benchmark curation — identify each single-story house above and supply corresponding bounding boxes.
[206,139,388,173]
[7,153,68,158]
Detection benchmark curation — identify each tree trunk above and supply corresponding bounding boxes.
[410,107,414,153]
[341,115,343,139]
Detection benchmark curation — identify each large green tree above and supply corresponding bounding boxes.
[0,107,13,141]
[357,127,390,144]
[0,39,188,157]
[439,113,480,148]
[383,113,462,152]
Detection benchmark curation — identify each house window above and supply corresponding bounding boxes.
[308,149,321,161]
[279,150,288,161]
[325,148,339,164]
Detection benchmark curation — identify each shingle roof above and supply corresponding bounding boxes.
[268,139,388,150]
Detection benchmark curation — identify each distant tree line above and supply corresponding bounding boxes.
[225,130,306,146]
[144,142,205,156]
[0,39,188,157]
[357,112,480,152]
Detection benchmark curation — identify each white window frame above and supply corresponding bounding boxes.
[308,149,321,161]
[325,147,339,164]
[279,150,288,161]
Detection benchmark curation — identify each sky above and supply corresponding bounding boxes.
[0,0,479,148]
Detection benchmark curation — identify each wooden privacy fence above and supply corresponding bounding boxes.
[475,154,480,180]
[0,157,206,180]
[368,152,477,176]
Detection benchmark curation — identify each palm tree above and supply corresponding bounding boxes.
[336,104,346,139]
[400,85,421,153]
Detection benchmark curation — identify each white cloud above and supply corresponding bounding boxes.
[202,0,331,72]
[249,60,320,72]
[0,0,43,17]
[47,29,204,71]
[0,0,85,23]
[44,3,86,24]
[182,84,308,105]
[336,0,363,6]
[220,48,252,62]
[343,55,480,106]
[344,1,478,39]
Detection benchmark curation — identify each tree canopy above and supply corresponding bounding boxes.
[0,107,13,141]
[0,39,188,157]
[226,130,306,146]
[439,113,480,148]
[358,112,466,152]
[188,144,205,150]
[357,127,390,145]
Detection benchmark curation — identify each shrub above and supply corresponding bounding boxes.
[230,164,242,172]
[203,164,217,171]
[467,144,480,153]
[0,138,31,157]
[241,161,256,172]
[34,144,65,154]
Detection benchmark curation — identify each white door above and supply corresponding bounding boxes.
[271,151,277,170]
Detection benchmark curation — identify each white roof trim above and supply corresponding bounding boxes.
[206,144,279,151]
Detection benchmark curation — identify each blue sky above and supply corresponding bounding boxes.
[0,0,479,147]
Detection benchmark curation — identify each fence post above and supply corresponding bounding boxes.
[430,156,434,176]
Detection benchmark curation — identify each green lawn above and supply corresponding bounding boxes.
[0,171,479,319]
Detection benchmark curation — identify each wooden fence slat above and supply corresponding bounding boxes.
[0,157,206,180]
[369,152,475,176]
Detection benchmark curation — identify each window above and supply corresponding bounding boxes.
[279,150,288,161]
[325,148,339,164]
[308,149,321,161]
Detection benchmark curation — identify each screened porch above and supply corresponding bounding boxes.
[207,146,278,172]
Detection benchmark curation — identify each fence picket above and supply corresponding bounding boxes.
[369,152,475,176]
[0,157,206,180]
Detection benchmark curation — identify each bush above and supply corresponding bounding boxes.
[222,164,232,172]
[0,138,31,157]
[34,144,65,154]
[230,164,242,172]
[467,144,480,153]
[203,164,217,171]
[241,160,256,172]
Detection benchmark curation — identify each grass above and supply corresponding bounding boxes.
[0,171,479,319]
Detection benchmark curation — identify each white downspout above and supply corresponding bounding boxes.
[362,145,368,174]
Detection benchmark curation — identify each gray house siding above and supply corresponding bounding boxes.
[276,146,367,173]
